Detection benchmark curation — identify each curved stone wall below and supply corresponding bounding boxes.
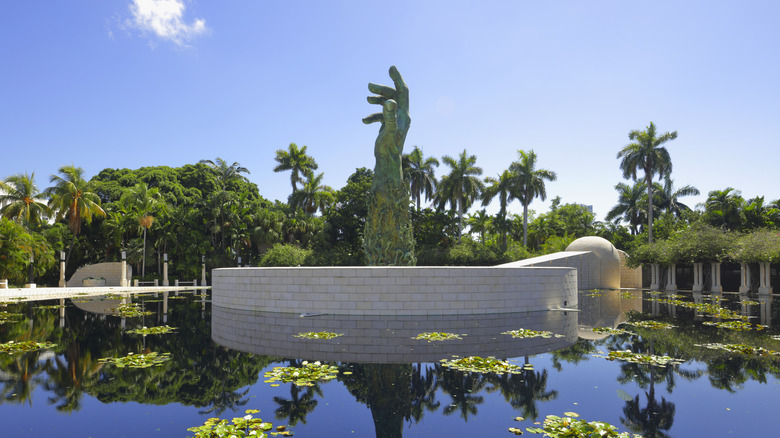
[212,266,577,316]
[212,306,577,363]
[68,262,132,287]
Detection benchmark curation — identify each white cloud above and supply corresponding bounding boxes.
[127,0,208,46]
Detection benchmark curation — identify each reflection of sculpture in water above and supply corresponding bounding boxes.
[362,66,415,266]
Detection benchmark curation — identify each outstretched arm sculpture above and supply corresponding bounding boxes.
[362,66,416,266]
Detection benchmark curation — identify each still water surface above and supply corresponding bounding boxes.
[0,289,778,437]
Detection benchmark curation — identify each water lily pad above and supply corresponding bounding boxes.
[110,304,153,318]
[0,340,56,354]
[263,360,339,387]
[592,327,629,335]
[0,311,23,323]
[626,321,676,330]
[127,325,177,335]
[293,331,343,340]
[524,411,640,437]
[502,328,564,339]
[695,343,780,357]
[597,350,684,367]
[439,356,523,375]
[99,351,171,368]
[412,332,465,342]
[702,321,763,331]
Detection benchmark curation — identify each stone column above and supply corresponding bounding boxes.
[758,262,773,295]
[59,251,66,287]
[162,254,169,287]
[650,264,661,290]
[692,262,704,292]
[739,262,751,293]
[710,262,723,292]
[121,251,127,287]
[201,256,207,286]
[665,264,677,291]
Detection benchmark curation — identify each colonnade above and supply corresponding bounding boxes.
[649,261,773,294]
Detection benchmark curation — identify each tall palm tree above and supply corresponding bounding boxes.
[273,143,319,197]
[403,146,439,212]
[481,169,517,247]
[198,157,250,189]
[606,182,648,235]
[44,165,105,267]
[289,170,334,216]
[435,149,484,243]
[120,182,163,277]
[0,172,51,227]
[510,149,557,247]
[617,122,677,242]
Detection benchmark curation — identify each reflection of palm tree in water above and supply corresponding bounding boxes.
[486,357,558,421]
[437,366,486,421]
[199,387,250,416]
[273,383,321,426]
[0,351,47,406]
[44,341,103,412]
[341,363,439,438]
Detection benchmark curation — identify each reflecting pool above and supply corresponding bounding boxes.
[0,289,779,437]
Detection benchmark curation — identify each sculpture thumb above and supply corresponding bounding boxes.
[383,99,397,133]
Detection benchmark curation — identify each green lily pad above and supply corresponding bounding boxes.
[263,360,339,387]
[592,327,629,335]
[110,304,153,318]
[293,331,343,340]
[597,350,684,367]
[702,321,763,331]
[626,321,676,330]
[99,351,171,368]
[439,356,523,375]
[695,343,780,357]
[412,332,465,342]
[127,325,177,335]
[0,340,56,354]
[502,328,565,339]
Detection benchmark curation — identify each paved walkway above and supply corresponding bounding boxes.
[0,285,211,303]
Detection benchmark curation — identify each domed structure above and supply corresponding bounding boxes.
[565,236,621,289]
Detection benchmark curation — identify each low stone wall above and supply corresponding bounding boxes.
[212,266,577,316]
[501,251,620,290]
[212,306,577,363]
[68,262,132,287]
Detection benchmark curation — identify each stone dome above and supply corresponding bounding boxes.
[565,236,621,289]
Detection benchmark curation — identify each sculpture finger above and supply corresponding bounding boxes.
[367,96,388,105]
[362,113,384,124]
[383,100,397,132]
[389,66,409,110]
[368,83,397,100]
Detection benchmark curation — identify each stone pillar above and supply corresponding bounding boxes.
[121,251,127,287]
[59,251,66,287]
[710,262,723,292]
[650,264,661,290]
[692,262,704,292]
[201,256,207,286]
[665,264,677,291]
[162,254,169,287]
[739,263,751,293]
[758,262,773,295]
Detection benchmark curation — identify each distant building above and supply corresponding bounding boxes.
[576,203,594,214]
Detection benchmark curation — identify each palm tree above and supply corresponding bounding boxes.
[703,187,745,230]
[617,122,677,242]
[273,143,319,197]
[466,209,492,245]
[198,157,250,189]
[0,172,51,227]
[510,149,557,247]
[289,170,334,216]
[481,169,516,247]
[606,182,647,235]
[120,182,163,277]
[44,165,105,267]
[656,176,699,218]
[435,149,484,243]
[403,146,439,212]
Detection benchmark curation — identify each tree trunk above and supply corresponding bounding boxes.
[523,204,529,247]
[646,170,653,243]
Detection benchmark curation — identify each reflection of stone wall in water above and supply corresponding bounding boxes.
[211,306,577,364]
[363,184,415,266]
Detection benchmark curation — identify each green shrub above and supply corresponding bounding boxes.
[259,244,313,267]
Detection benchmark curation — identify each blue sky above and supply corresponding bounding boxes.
[2,0,778,221]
